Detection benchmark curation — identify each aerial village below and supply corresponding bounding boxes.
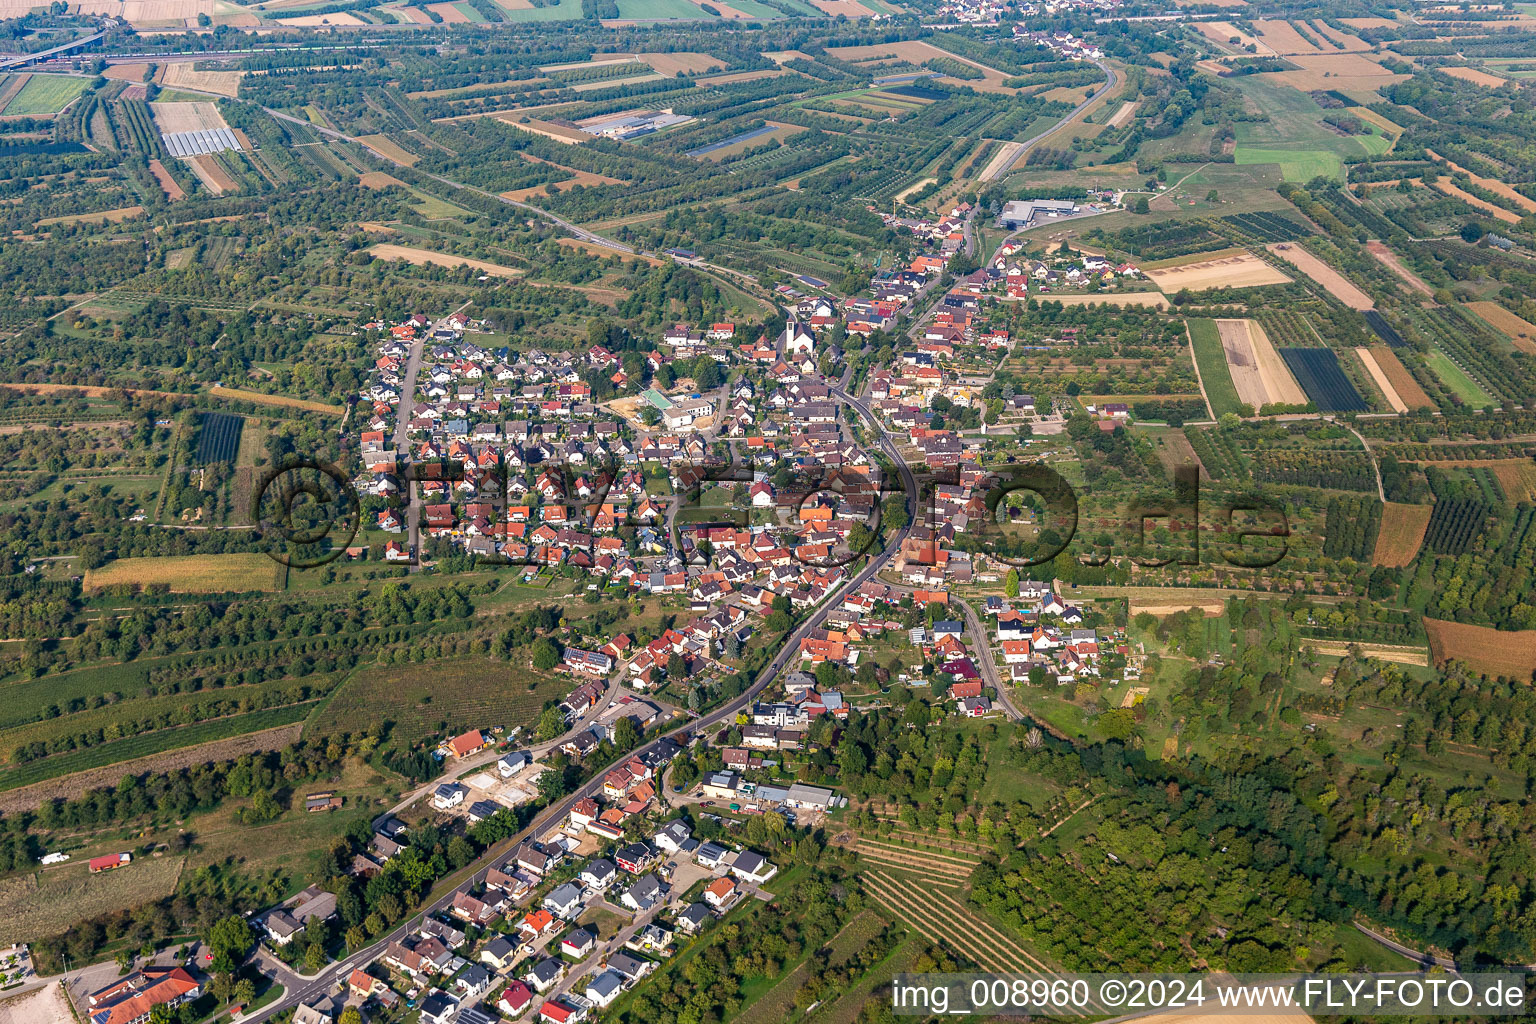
[288,204,1146,1020]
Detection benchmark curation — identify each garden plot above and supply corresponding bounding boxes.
[1216,319,1306,409]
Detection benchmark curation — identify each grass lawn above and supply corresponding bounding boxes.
[1187,318,1248,417]
[1229,77,1392,181]
[1424,349,1495,407]
[2,75,88,116]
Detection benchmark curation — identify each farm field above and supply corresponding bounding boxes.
[148,158,186,199]
[1196,22,1274,55]
[37,206,145,228]
[1188,318,1247,416]
[0,722,305,813]
[1266,243,1374,309]
[638,51,725,75]
[1440,66,1507,88]
[195,411,244,464]
[82,553,281,593]
[149,100,231,135]
[1466,301,1536,354]
[356,133,419,165]
[305,656,575,743]
[1144,252,1291,292]
[187,154,238,195]
[1039,292,1170,308]
[1411,459,1536,503]
[1432,179,1521,225]
[1231,77,1391,180]
[826,40,1013,93]
[158,62,244,97]
[368,243,524,278]
[1215,318,1306,409]
[0,703,315,795]
[1279,348,1367,412]
[1373,502,1432,567]
[1424,618,1536,681]
[1367,345,1434,409]
[1354,348,1407,413]
[1426,149,1536,214]
[0,74,87,116]
[1267,53,1407,95]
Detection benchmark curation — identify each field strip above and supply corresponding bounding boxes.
[368,242,524,279]
[862,871,1023,973]
[1426,148,1536,213]
[855,836,981,869]
[1299,639,1429,666]
[207,385,343,414]
[1424,617,1536,680]
[1354,347,1407,413]
[1430,178,1521,225]
[1265,243,1374,309]
[1147,251,1291,292]
[1106,99,1136,128]
[0,722,304,812]
[1465,301,1536,355]
[1372,501,1431,568]
[1365,240,1432,297]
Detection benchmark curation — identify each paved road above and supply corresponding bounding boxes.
[953,597,1023,720]
[0,29,105,69]
[990,59,1118,181]
[392,322,425,558]
[1351,922,1459,971]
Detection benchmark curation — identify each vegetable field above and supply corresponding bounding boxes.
[1278,348,1367,411]
[195,412,244,465]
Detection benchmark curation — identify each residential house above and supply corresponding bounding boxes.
[704,876,737,909]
